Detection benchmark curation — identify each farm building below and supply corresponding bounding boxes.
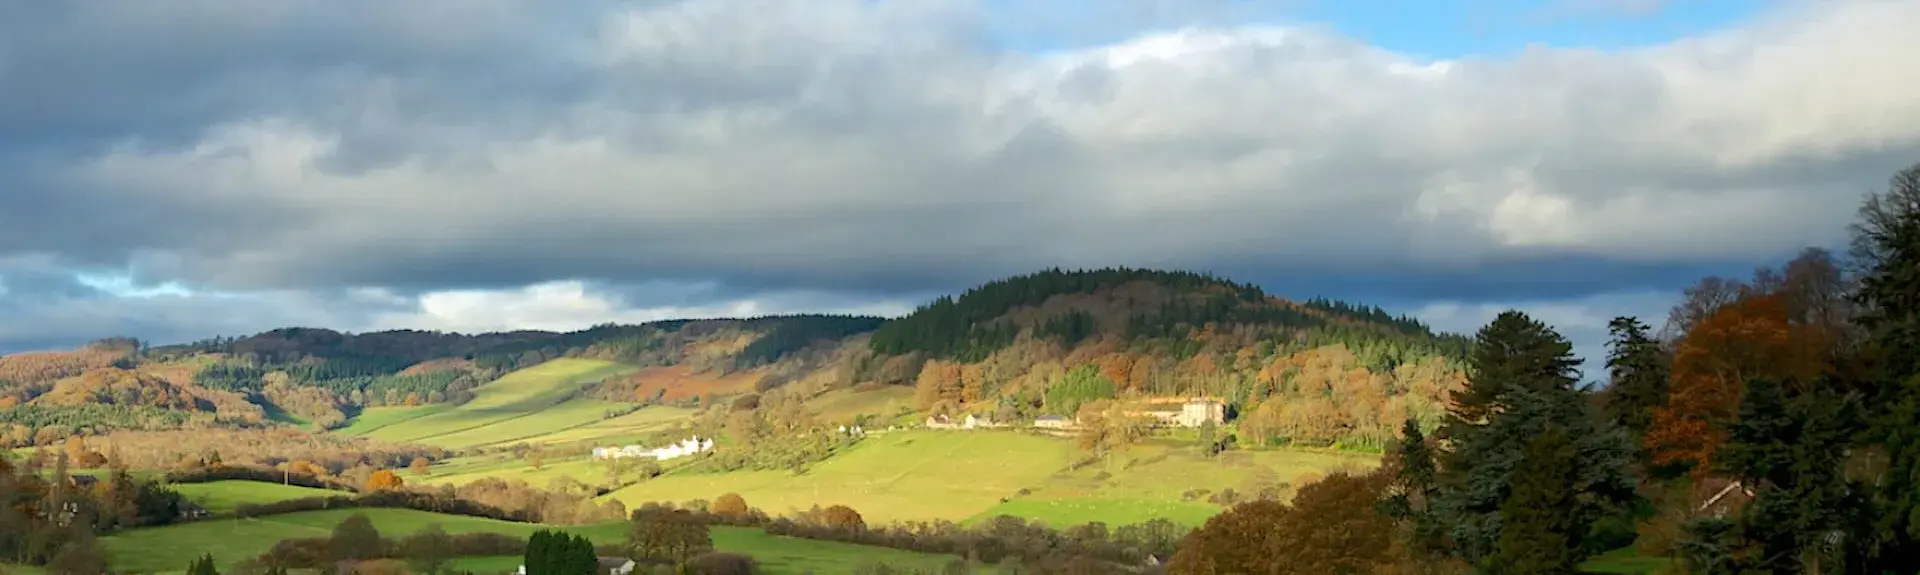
[1126,397,1226,428]
[1033,414,1074,430]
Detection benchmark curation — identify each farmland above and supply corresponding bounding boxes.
[349,359,640,449]
[98,507,970,575]
[170,480,345,512]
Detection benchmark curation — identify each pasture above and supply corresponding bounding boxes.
[354,359,640,449]
[170,480,345,512]
[98,508,972,575]
[609,430,1078,524]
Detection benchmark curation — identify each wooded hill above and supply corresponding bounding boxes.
[1,267,1473,450]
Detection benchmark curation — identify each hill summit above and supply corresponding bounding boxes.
[1,267,1469,451]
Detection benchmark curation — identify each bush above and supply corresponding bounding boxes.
[685,552,759,575]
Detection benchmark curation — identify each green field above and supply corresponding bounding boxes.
[605,430,1379,528]
[100,508,973,575]
[334,404,453,436]
[608,431,1078,524]
[509,405,697,447]
[354,359,641,449]
[171,481,346,512]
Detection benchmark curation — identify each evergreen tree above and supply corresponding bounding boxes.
[1602,316,1669,442]
[1713,378,1862,573]
[1432,311,1635,565]
[1847,161,1920,572]
[1381,418,1443,553]
[186,553,219,575]
[525,530,552,575]
[1490,425,1581,574]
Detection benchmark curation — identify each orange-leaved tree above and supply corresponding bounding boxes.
[1645,291,1829,473]
[365,469,405,491]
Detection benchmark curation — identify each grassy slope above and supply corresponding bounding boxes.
[334,404,452,437]
[358,359,639,449]
[100,508,968,575]
[609,431,1078,524]
[170,481,345,513]
[967,439,1381,527]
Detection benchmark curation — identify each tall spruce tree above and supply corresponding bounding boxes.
[1433,311,1635,565]
[1382,418,1444,553]
[1602,316,1669,442]
[1710,378,1863,573]
[1848,161,1920,572]
[1490,425,1581,574]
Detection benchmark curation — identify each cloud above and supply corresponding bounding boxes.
[1410,289,1679,383]
[1,0,1916,352]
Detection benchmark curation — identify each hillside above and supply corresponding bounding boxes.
[2,268,1469,455]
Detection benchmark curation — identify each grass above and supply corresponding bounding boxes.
[511,406,697,447]
[967,438,1378,527]
[609,431,1079,524]
[356,359,640,449]
[1580,547,1670,574]
[169,480,345,513]
[100,508,971,575]
[803,386,916,425]
[334,404,452,436]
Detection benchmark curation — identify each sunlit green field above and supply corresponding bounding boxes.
[99,508,974,575]
[170,480,345,512]
[354,359,640,449]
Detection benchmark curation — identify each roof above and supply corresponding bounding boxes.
[597,557,633,568]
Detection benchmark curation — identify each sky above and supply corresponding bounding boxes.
[2,0,1917,381]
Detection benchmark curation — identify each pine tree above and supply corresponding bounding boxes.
[1848,161,1920,572]
[1381,418,1443,553]
[1490,425,1581,574]
[1602,316,1669,442]
[186,553,219,575]
[525,530,552,575]
[1432,311,1636,565]
[1713,378,1862,573]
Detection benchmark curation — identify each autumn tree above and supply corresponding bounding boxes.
[711,493,749,517]
[821,505,866,531]
[408,457,431,476]
[627,509,712,563]
[1166,499,1290,574]
[1073,400,1152,460]
[365,469,405,491]
[1270,471,1394,573]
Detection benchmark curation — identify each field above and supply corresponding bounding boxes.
[99,508,971,575]
[601,430,1381,528]
[351,359,641,449]
[801,386,916,425]
[171,480,345,512]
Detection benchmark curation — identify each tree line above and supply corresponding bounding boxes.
[1162,161,1920,574]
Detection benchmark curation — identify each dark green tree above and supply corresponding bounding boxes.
[327,513,382,562]
[1490,425,1582,574]
[1380,418,1443,553]
[1432,311,1635,565]
[186,553,219,575]
[1848,161,1920,572]
[1602,315,1669,442]
[1712,378,1862,573]
[404,523,454,575]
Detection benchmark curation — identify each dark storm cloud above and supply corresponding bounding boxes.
[0,0,1916,349]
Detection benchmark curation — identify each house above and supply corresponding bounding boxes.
[962,414,992,429]
[1033,414,1074,430]
[517,557,635,575]
[1127,397,1226,428]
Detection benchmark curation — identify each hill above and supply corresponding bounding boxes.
[4,266,1467,469]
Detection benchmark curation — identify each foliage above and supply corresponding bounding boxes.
[187,552,219,575]
[403,524,455,575]
[329,513,384,561]
[1167,470,1395,574]
[1044,365,1115,418]
[627,508,713,563]
[1848,161,1920,572]
[366,469,405,492]
[525,529,597,575]
[1431,311,1635,566]
[1602,316,1669,443]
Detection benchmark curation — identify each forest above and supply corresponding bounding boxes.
[1159,161,1920,574]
